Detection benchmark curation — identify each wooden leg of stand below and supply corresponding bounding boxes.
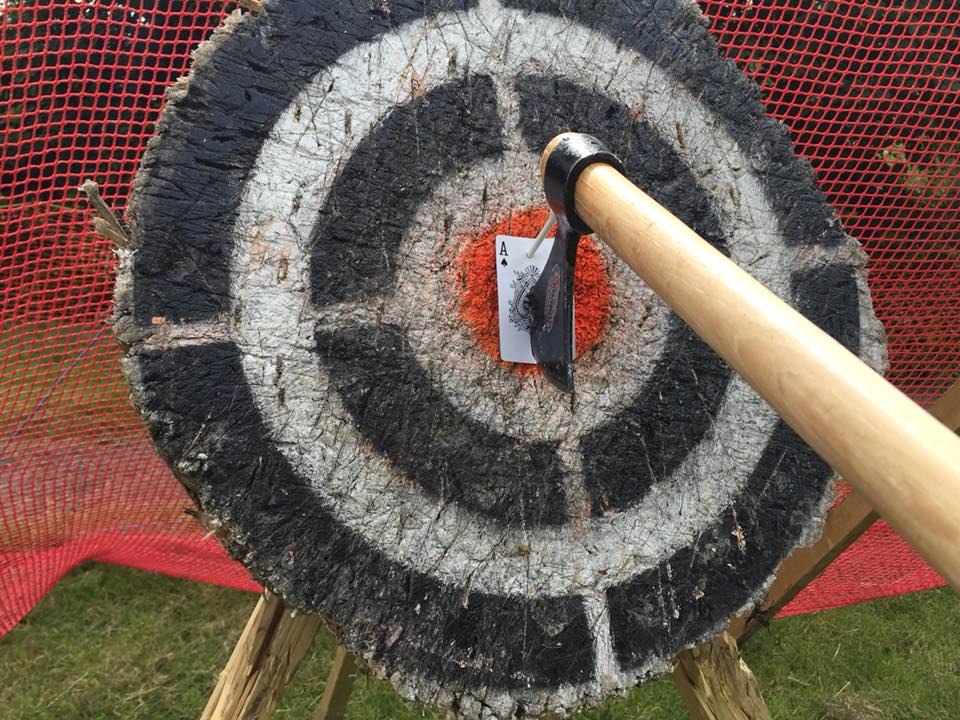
[931,376,960,430]
[672,632,770,720]
[201,591,322,720]
[313,645,360,720]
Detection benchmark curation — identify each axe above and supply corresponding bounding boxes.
[528,132,960,590]
[528,134,624,393]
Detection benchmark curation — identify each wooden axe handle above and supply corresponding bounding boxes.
[560,152,960,589]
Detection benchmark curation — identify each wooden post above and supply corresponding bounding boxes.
[200,591,322,720]
[313,645,361,720]
[929,377,960,434]
[672,632,771,720]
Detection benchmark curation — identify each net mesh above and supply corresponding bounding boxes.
[1,0,955,635]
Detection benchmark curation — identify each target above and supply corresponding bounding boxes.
[116,0,887,717]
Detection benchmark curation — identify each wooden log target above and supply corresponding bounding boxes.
[114,1,887,717]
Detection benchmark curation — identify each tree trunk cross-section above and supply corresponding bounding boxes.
[114,1,887,717]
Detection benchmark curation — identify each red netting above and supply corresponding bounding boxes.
[1,1,955,635]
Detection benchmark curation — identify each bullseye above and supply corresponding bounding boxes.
[457,206,612,372]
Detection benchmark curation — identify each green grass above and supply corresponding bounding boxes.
[0,564,956,720]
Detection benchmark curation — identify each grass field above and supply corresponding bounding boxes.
[0,564,956,720]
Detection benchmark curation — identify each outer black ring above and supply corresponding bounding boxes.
[120,0,868,710]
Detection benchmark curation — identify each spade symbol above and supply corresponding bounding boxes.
[501,258,508,266]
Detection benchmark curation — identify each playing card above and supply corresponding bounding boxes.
[495,234,573,363]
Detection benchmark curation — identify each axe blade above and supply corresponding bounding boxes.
[529,219,581,393]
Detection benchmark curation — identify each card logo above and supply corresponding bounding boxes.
[508,265,540,331]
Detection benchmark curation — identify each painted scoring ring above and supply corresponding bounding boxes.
[117,1,887,717]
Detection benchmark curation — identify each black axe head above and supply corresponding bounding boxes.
[529,218,580,392]
[529,133,624,393]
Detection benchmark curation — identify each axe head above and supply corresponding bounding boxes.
[529,133,625,393]
[529,219,581,393]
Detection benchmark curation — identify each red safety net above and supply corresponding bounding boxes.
[1,1,956,635]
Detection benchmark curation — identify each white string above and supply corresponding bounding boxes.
[526,208,557,258]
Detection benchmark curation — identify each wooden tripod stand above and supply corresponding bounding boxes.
[199,378,959,720]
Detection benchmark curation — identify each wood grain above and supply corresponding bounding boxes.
[200,592,322,720]
[314,646,360,720]
[672,632,771,720]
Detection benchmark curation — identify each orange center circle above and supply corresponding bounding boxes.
[457,207,612,374]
